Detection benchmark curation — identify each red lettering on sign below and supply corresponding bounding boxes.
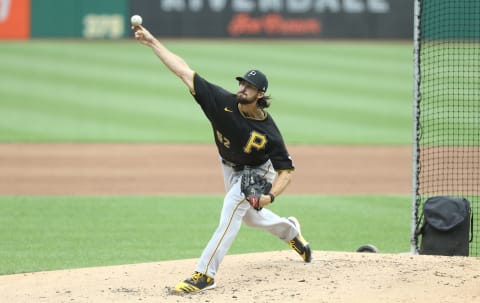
[228,13,321,36]
[228,13,262,35]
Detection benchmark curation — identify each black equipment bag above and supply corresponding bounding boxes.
[419,196,473,256]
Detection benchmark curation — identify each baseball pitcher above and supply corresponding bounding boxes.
[133,24,312,294]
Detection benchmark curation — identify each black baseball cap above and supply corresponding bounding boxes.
[235,69,268,92]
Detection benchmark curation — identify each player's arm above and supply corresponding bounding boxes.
[260,170,293,208]
[133,25,194,92]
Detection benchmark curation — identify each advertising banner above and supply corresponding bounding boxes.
[131,0,413,39]
[31,0,128,38]
[0,0,30,39]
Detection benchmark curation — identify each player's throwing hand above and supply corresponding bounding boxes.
[132,26,154,46]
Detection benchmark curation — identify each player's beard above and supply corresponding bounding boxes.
[236,92,256,105]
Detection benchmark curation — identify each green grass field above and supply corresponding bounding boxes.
[0,40,413,144]
[0,195,410,275]
[0,40,414,274]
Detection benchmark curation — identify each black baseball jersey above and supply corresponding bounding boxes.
[191,73,294,171]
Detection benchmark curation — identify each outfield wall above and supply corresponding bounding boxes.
[1,0,413,39]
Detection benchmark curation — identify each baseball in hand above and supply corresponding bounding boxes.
[131,15,143,26]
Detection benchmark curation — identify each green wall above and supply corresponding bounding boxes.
[31,0,128,38]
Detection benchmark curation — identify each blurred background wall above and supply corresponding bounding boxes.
[0,0,413,40]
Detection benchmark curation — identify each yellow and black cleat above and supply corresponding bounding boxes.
[174,272,216,293]
[288,217,312,263]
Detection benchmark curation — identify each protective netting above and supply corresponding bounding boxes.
[413,0,480,256]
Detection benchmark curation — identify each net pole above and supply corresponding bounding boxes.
[410,0,421,254]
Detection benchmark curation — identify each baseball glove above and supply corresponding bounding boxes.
[241,169,272,210]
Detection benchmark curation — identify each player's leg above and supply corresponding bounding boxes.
[194,181,247,277]
[243,207,296,240]
[243,208,312,262]
[175,162,246,293]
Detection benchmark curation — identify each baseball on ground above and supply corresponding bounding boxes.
[131,15,143,26]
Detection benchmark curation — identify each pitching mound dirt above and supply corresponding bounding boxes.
[0,251,479,303]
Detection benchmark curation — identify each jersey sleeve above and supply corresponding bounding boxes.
[269,142,295,171]
[191,73,232,116]
[267,121,295,171]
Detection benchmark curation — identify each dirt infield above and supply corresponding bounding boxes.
[0,143,411,195]
[2,143,479,303]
